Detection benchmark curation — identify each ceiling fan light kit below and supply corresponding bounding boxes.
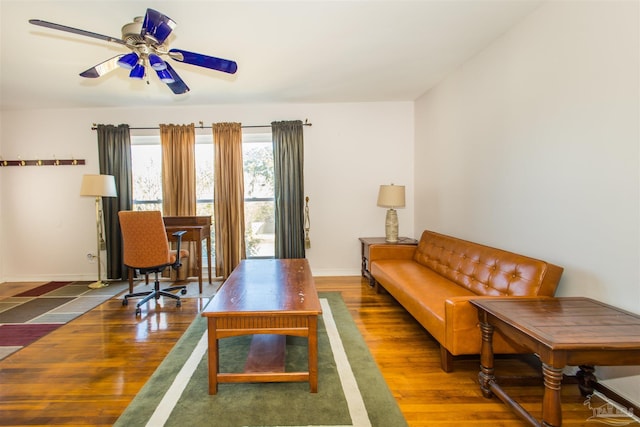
[29,8,237,95]
[117,52,139,70]
[129,62,146,79]
[156,69,175,84]
[148,53,167,71]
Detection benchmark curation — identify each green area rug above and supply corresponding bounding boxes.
[114,292,407,427]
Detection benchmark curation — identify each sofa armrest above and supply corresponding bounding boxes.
[369,244,417,263]
[539,263,564,297]
[444,295,554,355]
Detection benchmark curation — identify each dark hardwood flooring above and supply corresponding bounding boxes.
[0,276,604,426]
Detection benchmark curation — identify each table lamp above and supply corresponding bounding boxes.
[80,174,117,289]
[377,184,405,243]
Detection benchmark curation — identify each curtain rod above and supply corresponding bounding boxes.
[91,119,312,131]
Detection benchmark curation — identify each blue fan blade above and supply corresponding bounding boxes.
[79,55,124,78]
[169,49,237,74]
[141,9,176,44]
[164,62,190,94]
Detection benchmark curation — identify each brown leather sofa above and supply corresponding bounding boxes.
[370,230,563,372]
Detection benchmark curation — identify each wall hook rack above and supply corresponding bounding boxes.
[0,158,85,167]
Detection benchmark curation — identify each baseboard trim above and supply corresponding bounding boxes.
[592,381,640,418]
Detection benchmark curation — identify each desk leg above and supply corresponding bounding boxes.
[308,315,319,393]
[197,242,203,294]
[478,321,495,398]
[207,236,212,285]
[542,363,563,427]
[207,319,219,395]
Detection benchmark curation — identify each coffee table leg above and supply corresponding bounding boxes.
[478,320,496,398]
[542,363,563,427]
[207,319,219,395]
[308,315,319,393]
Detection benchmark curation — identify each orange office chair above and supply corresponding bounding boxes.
[118,210,189,316]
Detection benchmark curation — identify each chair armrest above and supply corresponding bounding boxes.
[171,230,187,268]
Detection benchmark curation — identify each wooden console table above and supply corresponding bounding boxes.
[163,216,212,293]
[471,297,640,427]
[358,237,417,286]
[201,259,322,394]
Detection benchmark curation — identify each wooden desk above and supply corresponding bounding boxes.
[471,297,640,427]
[201,259,322,394]
[163,216,212,293]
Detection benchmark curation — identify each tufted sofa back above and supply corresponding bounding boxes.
[413,231,562,297]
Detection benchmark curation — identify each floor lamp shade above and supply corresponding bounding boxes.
[80,174,117,289]
[80,174,117,197]
[377,184,405,243]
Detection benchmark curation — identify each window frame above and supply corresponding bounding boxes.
[129,132,275,259]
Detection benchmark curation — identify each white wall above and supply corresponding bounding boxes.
[0,102,414,281]
[415,0,639,404]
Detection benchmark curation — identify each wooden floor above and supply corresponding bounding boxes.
[0,276,602,426]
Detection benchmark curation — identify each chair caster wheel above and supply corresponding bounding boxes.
[135,308,141,316]
[122,299,128,306]
[181,289,187,295]
[176,300,182,307]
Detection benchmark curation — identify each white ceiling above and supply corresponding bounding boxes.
[0,1,542,110]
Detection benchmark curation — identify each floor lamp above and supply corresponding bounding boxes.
[80,174,117,289]
[377,184,405,243]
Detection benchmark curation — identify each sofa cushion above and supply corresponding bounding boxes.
[371,259,476,344]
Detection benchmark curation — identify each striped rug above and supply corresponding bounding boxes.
[114,292,407,427]
[0,281,130,360]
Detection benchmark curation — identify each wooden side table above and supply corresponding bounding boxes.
[471,297,640,427]
[359,237,418,287]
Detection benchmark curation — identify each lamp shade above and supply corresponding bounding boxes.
[148,53,167,71]
[117,52,139,70]
[129,62,146,79]
[377,184,405,208]
[80,174,117,198]
[155,68,175,83]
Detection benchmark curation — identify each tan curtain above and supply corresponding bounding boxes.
[213,122,246,278]
[160,123,197,277]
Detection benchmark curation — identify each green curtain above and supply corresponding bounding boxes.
[96,124,133,280]
[272,120,305,259]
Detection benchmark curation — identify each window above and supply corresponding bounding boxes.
[130,133,275,260]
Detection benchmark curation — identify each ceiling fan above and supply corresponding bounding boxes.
[29,8,238,94]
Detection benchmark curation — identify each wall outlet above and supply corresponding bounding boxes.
[86,253,96,263]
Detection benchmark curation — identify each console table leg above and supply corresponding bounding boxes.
[576,365,597,396]
[542,363,563,427]
[308,315,319,393]
[478,321,495,398]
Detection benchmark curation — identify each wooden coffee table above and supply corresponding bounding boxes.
[471,297,640,427]
[201,258,322,395]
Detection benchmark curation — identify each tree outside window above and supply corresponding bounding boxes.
[130,134,275,262]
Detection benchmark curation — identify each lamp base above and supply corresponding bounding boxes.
[88,281,109,289]
[385,208,399,243]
